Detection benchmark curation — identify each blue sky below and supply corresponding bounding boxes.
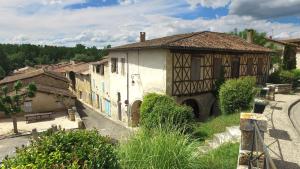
[0,0,300,47]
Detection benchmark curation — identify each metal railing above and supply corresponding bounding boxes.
[248,120,277,169]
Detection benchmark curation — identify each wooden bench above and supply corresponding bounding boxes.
[25,112,53,123]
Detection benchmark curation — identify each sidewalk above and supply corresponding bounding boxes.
[264,94,300,169]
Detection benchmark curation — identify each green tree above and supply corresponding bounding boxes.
[282,45,297,70]
[0,81,37,134]
[0,66,5,79]
[230,29,268,46]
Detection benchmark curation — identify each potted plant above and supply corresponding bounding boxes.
[253,98,268,114]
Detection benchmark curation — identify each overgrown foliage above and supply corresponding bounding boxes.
[282,45,297,70]
[191,113,240,141]
[0,81,37,133]
[268,69,300,87]
[0,44,110,76]
[118,128,200,169]
[1,130,119,169]
[219,77,256,115]
[140,93,193,130]
[197,143,239,169]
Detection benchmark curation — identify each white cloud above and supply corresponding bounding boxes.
[0,0,299,48]
[186,0,231,9]
[118,0,140,5]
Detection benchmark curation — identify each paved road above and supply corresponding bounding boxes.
[0,136,30,163]
[76,101,132,141]
[290,100,300,136]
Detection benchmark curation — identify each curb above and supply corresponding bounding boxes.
[287,98,300,136]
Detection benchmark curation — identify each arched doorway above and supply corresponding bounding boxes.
[182,99,199,119]
[131,100,142,127]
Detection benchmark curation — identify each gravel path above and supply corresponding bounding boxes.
[76,101,133,141]
[0,136,30,163]
[264,94,300,169]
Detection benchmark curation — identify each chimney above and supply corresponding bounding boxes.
[140,32,146,42]
[246,29,254,43]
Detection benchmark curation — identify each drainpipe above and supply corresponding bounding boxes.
[126,52,130,125]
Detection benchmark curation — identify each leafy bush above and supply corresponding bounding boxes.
[140,93,193,130]
[118,129,200,169]
[268,69,300,87]
[1,130,119,169]
[219,77,256,115]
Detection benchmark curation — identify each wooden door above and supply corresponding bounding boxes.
[231,57,240,78]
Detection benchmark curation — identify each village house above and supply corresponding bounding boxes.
[281,38,300,68]
[73,64,92,106]
[0,69,75,118]
[93,30,272,127]
[90,58,111,115]
[264,37,299,70]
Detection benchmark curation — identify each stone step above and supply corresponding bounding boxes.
[226,126,241,140]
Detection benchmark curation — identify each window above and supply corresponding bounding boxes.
[257,58,264,75]
[213,58,222,79]
[121,58,125,75]
[100,65,104,75]
[111,58,118,73]
[24,101,32,113]
[96,65,100,73]
[191,56,201,80]
[231,57,240,78]
[247,58,253,75]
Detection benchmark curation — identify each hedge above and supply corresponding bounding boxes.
[140,93,193,130]
[1,130,119,169]
[268,69,300,88]
[219,77,256,115]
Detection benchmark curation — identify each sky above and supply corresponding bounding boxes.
[0,0,300,48]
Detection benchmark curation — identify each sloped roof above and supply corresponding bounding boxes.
[35,84,75,98]
[110,31,272,53]
[264,37,297,46]
[48,62,89,74]
[0,69,69,85]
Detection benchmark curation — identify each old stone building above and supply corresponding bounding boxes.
[90,31,272,127]
[0,69,75,117]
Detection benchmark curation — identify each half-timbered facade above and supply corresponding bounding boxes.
[103,31,272,126]
[171,51,270,96]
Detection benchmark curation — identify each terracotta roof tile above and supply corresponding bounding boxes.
[0,69,69,85]
[110,31,272,53]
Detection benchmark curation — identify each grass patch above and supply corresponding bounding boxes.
[191,113,240,142]
[118,128,201,169]
[198,143,239,169]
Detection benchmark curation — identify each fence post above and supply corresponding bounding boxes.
[237,113,268,168]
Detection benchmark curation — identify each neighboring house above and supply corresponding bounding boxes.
[264,37,299,70]
[281,38,300,68]
[90,58,110,115]
[100,30,271,127]
[0,69,75,118]
[74,67,92,106]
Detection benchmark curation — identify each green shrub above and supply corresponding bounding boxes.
[268,69,300,87]
[118,129,200,169]
[1,130,119,169]
[219,77,256,115]
[140,93,193,130]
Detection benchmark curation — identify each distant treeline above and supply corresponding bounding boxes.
[0,44,111,78]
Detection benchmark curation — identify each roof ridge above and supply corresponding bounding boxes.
[164,31,205,46]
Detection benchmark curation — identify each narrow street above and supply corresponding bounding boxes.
[0,136,30,163]
[76,101,133,141]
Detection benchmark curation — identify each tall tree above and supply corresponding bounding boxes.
[0,81,37,134]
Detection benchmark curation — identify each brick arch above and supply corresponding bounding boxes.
[182,99,199,119]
